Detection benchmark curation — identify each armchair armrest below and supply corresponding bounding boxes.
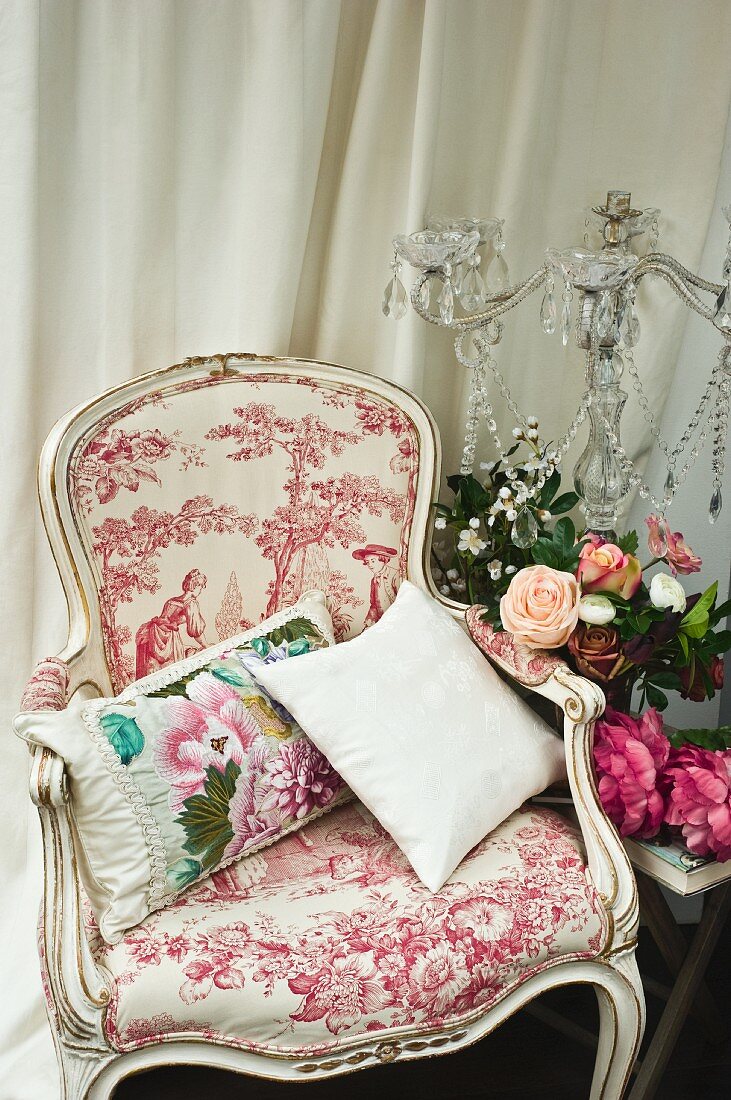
[466,608,639,953]
[20,658,113,1051]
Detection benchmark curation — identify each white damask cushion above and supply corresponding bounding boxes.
[256,582,567,892]
[15,592,348,944]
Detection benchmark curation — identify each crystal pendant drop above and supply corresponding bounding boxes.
[653,515,669,557]
[486,251,510,292]
[714,283,731,331]
[460,265,485,312]
[382,276,407,319]
[438,279,454,325]
[663,467,675,499]
[511,506,539,548]
[561,299,572,346]
[595,292,612,338]
[626,303,641,346]
[418,278,431,310]
[540,289,557,334]
[709,487,723,523]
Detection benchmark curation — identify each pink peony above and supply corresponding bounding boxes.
[577,541,642,599]
[663,745,731,861]
[259,739,342,820]
[499,565,580,649]
[593,707,670,838]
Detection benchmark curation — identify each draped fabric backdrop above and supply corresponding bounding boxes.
[2,2,731,1095]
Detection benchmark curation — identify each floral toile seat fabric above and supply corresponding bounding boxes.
[88,800,606,1057]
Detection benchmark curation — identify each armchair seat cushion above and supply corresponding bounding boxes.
[92,799,608,1058]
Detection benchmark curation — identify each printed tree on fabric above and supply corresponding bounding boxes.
[205,401,409,618]
[92,497,257,683]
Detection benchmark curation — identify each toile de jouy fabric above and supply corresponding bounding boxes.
[66,372,422,693]
[87,799,607,1056]
[15,593,348,944]
[257,582,568,892]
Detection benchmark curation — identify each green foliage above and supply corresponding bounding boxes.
[99,712,145,764]
[177,760,240,870]
[668,725,731,751]
[530,518,587,573]
[615,530,639,556]
[166,857,203,892]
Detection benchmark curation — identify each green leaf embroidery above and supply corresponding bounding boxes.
[265,617,324,648]
[211,667,248,687]
[177,760,240,870]
[99,712,145,764]
[166,857,203,892]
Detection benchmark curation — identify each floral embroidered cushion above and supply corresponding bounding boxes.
[256,582,568,893]
[15,592,348,944]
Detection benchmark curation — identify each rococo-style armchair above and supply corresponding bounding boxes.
[18,354,644,1099]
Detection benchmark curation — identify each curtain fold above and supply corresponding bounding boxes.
[3,3,731,1094]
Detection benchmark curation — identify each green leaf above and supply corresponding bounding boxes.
[645,683,669,711]
[681,582,718,628]
[166,857,203,892]
[549,492,580,515]
[553,517,576,561]
[147,668,201,699]
[647,670,682,690]
[286,637,312,656]
[265,616,322,647]
[678,632,690,662]
[177,760,240,871]
[710,598,731,627]
[669,725,731,751]
[707,629,731,654]
[211,667,248,687]
[538,470,561,508]
[99,712,145,764]
[680,617,709,639]
[616,530,639,556]
[531,541,559,568]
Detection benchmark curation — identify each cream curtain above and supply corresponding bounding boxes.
[3,2,731,1095]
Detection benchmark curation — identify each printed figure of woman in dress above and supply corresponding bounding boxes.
[352,544,400,626]
[135,569,210,678]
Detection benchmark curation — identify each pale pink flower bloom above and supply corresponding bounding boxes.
[448,898,513,944]
[407,943,470,1017]
[645,514,702,575]
[259,739,342,820]
[289,955,389,1034]
[153,672,261,812]
[663,745,731,861]
[593,707,670,839]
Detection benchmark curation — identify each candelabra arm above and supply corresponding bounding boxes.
[634,258,721,322]
[642,252,724,296]
[409,267,548,332]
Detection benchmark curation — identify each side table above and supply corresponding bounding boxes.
[624,845,731,1100]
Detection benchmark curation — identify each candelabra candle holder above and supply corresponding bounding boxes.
[384,190,731,546]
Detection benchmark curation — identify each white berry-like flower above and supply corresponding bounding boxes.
[506,508,518,522]
[434,516,447,530]
[480,460,497,472]
[527,415,538,428]
[649,572,687,614]
[512,427,523,439]
[499,486,512,499]
[527,428,539,441]
[440,584,451,596]
[578,594,616,625]
[458,528,487,555]
[488,560,503,580]
[538,509,551,522]
[468,516,480,529]
[447,568,459,581]
[505,564,517,574]
[453,578,467,592]
[506,467,517,478]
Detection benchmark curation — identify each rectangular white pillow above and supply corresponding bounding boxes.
[15,592,347,943]
[256,581,566,892]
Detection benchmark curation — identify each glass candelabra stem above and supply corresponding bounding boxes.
[573,347,628,538]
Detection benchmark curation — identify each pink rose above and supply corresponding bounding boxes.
[500,565,580,649]
[593,707,669,839]
[577,541,641,599]
[663,745,731,861]
[665,529,702,576]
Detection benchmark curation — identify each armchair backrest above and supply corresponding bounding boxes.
[40,355,440,695]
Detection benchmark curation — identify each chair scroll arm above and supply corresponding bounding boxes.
[21,658,113,1052]
[466,611,639,949]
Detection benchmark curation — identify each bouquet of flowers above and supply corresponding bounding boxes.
[433,458,731,858]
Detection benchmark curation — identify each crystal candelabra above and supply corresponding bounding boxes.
[383,191,731,548]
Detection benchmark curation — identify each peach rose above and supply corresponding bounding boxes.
[500,565,580,649]
[576,541,641,599]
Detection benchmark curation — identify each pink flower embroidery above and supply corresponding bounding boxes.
[407,943,470,1018]
[126,927,165,967]
[289,955,390,1034]
[153,672,261,811]
[448,898,514,946]
[593,707,669,839]
[223,766,281,861]
[259,739,342,820]
[663,745,731,861]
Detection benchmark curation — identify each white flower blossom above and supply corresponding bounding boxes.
[468,516,480,529]
[512,427,523,439]
[649,572,687,614]
[434,516,447,530]
[453,578,467,592]
[506,508,518,522]
[488,560,503,580]
[578,594,616,626]
[458,528,487,556]
[499,486,512,500]
[527,428,539,441]
[505,565,517,574]
[447,568,459,581]
[527,415,539,428]
[440,584,451,596]
[538,509,551,522]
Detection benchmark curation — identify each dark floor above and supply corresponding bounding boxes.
[118,919,731,1100]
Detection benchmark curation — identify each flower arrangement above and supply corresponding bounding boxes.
[435,456,731,859]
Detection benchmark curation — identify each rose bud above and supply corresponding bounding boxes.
[578,594,616,625]
[649,572,687,614]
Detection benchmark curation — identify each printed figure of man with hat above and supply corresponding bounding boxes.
[352,544,400,626]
